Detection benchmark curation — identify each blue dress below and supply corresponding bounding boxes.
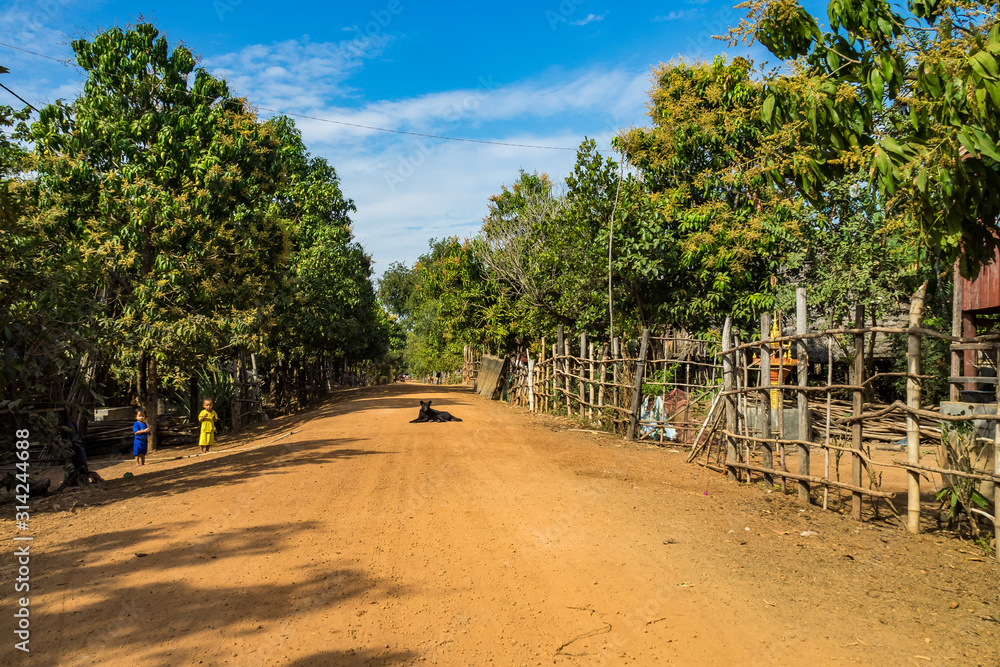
[132,420,149,456]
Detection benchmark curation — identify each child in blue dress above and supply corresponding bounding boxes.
[132,408,151,466]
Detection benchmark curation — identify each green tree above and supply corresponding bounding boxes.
[262,116,391,408]
[404,237,512,376]
[31,23,288,448]
[377,261,418,328]
[617,57,805,328]
[733,0,1000,276]
[1,102,100,457]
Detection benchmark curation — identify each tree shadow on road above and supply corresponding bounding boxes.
[282,649,419,666]
[32,518,413,664]
[39,437,392,515]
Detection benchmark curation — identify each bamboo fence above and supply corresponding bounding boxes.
[490,286,1000,556]
[503,325,722,444]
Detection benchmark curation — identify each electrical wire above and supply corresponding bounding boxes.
[0,41,76,65]
[0,81,39,113]
[253,108,577,150]
[608,158,624,341]
[0,40,588,151]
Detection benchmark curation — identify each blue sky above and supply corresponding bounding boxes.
[0,0,826,274]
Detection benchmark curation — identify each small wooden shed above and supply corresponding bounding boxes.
[952,258,1000,399]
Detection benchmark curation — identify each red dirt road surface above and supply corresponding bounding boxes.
[4,383,999,665]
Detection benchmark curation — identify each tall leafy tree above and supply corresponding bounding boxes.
[1,102,100,457]
[262,116,390,405]
[617,57,805,328]
[403,237,513,375]
[733,0,1000,276]
[31,23,288,448]
[377,261,418,329]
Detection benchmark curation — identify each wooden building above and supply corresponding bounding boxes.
[953,259,1000,401]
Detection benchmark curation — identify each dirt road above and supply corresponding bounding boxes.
[4,383,999,665]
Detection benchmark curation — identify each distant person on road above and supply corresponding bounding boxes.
[132,408,150,466]
[198,398,219,453]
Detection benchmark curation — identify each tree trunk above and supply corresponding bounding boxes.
[231,354,243,432]
[137,349,148,411]
[147,355,159,452]
[189,375,199,424]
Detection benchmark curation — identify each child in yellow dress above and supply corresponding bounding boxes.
[198,398,219,453]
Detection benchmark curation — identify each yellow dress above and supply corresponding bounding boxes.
[198,409,218,448]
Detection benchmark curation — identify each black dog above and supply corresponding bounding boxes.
[409,400,462,423]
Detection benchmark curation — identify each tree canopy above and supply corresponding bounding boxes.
[2,23,397,461]
[732,0,1000,276]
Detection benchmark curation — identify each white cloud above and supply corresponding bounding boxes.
[0,3,86,107]
[332,115,633,273]
[206,34,393,109]
[200,36,654,272]
[571,13,606,26]
[652,10,699,22]
[225,64,649,152]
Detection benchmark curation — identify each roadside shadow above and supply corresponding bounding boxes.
[42,437,391,512]
[33,520,412,665]
[282,649,420,666]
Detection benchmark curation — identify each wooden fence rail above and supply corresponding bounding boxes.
[485,289,999,558]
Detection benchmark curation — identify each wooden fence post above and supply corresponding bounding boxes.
[588,342,595,420]
[528,357,536,412]
[629,329,651,440]
[557,325,566,415]
[777,319,787,491]
[540,338,546,413]
[951,262,963,402]
[232,353,243,432]
[907,283,927,534]
[251,353,262,412]
[598,344,607,418]
[612,337,621,410]
[661,339,668,442]
[684,362,691,444]
[579,332,587,417]
[994,371,1000,562]
[551,342,558,414]
[824,317,834,511]
[760,312,774,487]
[852,305,866,520]
[796,287,810,504]
[722,317,737,481]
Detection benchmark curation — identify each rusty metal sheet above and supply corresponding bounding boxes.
[962,247,1000,313]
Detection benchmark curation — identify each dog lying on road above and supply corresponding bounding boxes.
[409,400,462,423]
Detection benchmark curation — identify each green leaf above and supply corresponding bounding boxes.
[881,136,907,158]
[874,147,890,177]
[762,95,775,124]
[971,51,999,80]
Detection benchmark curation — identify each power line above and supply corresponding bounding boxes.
[0,82,40,113]
[0,41,77,65]
[0,41,586,151]
[253,108,577,150]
